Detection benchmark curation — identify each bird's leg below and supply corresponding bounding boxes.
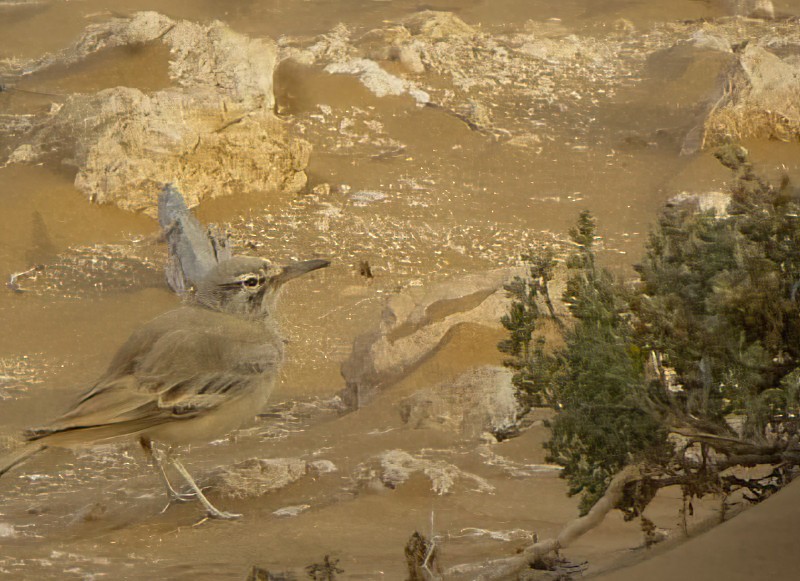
[169,457,242,520]
[152,448,198,504]
[139,437,195,503]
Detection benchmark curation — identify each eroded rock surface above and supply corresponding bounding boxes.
[399,366,520,439]
[340,268,525,408]
[281,10,647,141]
[355,449,495,495]
[705,42,800,145]
[3,13,310,215]
[277,10,800,157]
[667,190,732,216]
[202,457,313,499]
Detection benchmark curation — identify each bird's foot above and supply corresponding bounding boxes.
[159,492,199,514]
[166,457,241,521]
[205,508,242,520]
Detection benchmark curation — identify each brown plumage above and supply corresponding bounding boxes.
[1,255,329,519]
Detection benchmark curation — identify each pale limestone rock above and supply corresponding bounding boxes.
[340,268,525,408]
[668,191,731,217]
[402,11,476,40]
[4,13,309,215]
[7,144,37,164]
[0,523,16,538]
[324,58,430,104]
[357,449,494,495]
[399,366,519,439]
[705,44,800,144]
[2,11,174,75]
[203,457,309,499]
[308,459,338,475]
[392,44,426,74]
[729,0,774,18]
[165,20,276,107]
[691,30,732,53]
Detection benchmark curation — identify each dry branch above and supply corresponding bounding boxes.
[448,465,643,580]
[448,444,799,580]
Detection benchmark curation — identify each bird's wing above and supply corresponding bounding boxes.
[27,325,281,442]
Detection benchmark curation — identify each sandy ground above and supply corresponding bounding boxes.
[2,1,800,579]
[594,477,800,580]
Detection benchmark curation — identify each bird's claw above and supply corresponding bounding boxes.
[169,491,197,503]
[159,491,198,513]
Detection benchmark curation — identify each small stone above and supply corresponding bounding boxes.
[392,44,425,74]
[70,502,107,524]
[308,459,338,475]
[312,183,331,196]
[272,504,310,518]
[203,458,308,499]
[356,449,494,495]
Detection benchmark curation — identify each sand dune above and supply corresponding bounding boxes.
[595,478,800,580]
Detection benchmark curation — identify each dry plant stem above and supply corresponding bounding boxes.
[423,511,442,581]
[462,465,643,580]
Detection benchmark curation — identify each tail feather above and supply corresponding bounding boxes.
[0,442,47,478]
[24,416,166,448]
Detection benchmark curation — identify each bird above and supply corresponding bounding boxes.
[0,254,330,520]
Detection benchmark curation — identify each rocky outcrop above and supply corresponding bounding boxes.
[666,191,731,216]
[280,10,642,142]
[324,58,430,105]
[705,43,800,145]
[728,0,775,18]
[202,457,334,499]
[399,366,520,439]
[354,449,494,495]
[4,13,310,215]
[340,268,525,408]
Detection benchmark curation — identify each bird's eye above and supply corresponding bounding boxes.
[243,276,260,287]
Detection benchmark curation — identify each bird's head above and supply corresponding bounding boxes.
[195,256,330,317]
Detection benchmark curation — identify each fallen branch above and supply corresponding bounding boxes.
[448,444,800,579]
[447,465,643,580]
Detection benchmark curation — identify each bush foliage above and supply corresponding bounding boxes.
[501,145,800,514]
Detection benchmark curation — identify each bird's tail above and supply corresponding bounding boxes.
[0,442,47,478]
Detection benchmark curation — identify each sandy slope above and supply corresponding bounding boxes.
[594,477,800,580]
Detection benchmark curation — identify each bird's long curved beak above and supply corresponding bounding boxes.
[272,258,330,287]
